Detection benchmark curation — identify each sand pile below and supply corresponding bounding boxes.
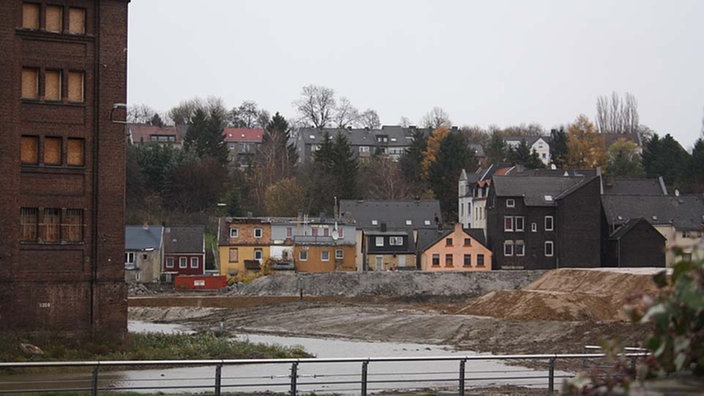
[458,268,664,321]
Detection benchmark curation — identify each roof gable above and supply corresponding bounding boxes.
[125,225,164,250]
[340,199,442,229]
[164,226,205,254]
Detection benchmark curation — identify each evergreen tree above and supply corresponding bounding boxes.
[183,108,229,165]
[428,131,477,220]
[688,138,704,192]
[331,132,359,200]
[399,128,428,197]
[486,131,506,164]
[642,133,691,190]
[549,127,569,168]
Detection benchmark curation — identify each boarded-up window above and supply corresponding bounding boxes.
[21,68,39,99]
[41,208,61,242]
[22,3,40,29]
[45,5,62,32]
[68,8,86,34]
[20,208,38,241]
[63,209,83,242]
[44,136,62,165]
[67,71,84,102]
[21,136,39,164]
[67,138,84,166]
[45,70,61,100]
[229,248,238,262]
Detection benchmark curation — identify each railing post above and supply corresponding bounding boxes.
[459,359,466,396]
[214,363,222,396]
[90,364,99,396]
[361,360,369,396]
[548,357,556,394]
[290,361,298,396]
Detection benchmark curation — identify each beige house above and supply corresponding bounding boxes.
[421,223,492,271]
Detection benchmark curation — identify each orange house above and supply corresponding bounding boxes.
[421,223,492,271]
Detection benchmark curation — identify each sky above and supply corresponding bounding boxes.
[127,0,704,150]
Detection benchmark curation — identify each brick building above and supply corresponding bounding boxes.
[0,1,129,341]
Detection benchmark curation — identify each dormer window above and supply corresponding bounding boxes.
[424,220,431,226]
[405,220,412,225]
[506,199,515,208]
[371,220,378,225]
[544,195,553,202]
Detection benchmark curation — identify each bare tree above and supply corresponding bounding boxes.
[294,84,336,129]
[421,107,451,129]
[127,104,158,124]
[595,92,639,134]
[230,101,261,128]
[399,116,412,127]
[359,109,381,129]
[333,97,360,128]
[169,98,204,126]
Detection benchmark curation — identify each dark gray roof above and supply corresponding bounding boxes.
[340,199,442,229]
[465,228,487,246]
[602,177,667,196]
[296,126,433,148]
[417,228,451,252]
[602,194,704,230]
[470,144,485,157]
[508,167,598,177]
[125,225,163,250]
[609,218,664,241]
[164,226,204,254]
[492,175,593,206]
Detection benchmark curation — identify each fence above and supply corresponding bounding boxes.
[0,353,647,395]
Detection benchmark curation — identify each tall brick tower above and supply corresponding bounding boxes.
[0,1,129,342]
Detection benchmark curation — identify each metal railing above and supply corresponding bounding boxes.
[0,353,648,395]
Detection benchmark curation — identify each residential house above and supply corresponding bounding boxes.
[125,225,164,283]
[340,199,442,271]
[163,226,206,278]
[420,223,492,271]
[223,127,264,167]
[291,217,356,272]
[606,218,666,267]
[458,164,513,232]
[127,124,183,147]
[218,217,271,277]
[486,174,603,270]
[504,136,551,166]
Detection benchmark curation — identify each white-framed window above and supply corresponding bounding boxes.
[166,257,174,268]
[230,228,238,238]
[515,240,525,256]
[531,222,537,232]
[299,250,308,261]
[229,248,238,262]
[503,240,514,256]
[321,250,330,261]
[371,219,378,225]
[424,220,431,226]
[335,249,343,260]
[506,199,515,208]
[504,216,514,232]
[125,252,135,265]
[545,241,554,257]
[190,257,198,268]
[254,228,263,238]
[389,236,403,246]
[254,249,263,261]
[515,216,525,232]
[359,146,370,153]
[405,220,412,225]
[179,257,187,268]
[545,216,554,231]
[375,236,384,247]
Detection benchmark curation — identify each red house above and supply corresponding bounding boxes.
[163,226,206,277]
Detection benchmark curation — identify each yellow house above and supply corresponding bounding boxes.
[421,223,492,271]
[293,238,356,273]
[218,217,271,278]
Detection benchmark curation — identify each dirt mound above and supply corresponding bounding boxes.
[459,268,663,321]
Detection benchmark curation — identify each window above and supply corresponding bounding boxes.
[338,228,344,238]
[125,252,135,264]
[424,220,431,226]
[67,71,84,102]
[405,220,412,225]
[68,8,86,34]
[20,207,38,241]
[20,136,39,164]
[41,208,61,242]
[299,250,308,261]
[445,238,453,246]
[445,254,453,267]
[286,227,293,238]
[230,228,238,238]
[431,254,440,267]
[179,257,187,268]
[254,249,263,260]
[335,249,343,260]
[389,236,403,246]
[375,236,384,247]
[545,216,554,231]
[45,70,61,101]
[166,257,174,268]
[371,219,378,225]
[45,5,63,32]
[515,216,525,232]
[43,137,62,165]
[311,228,318,237]
[503,240,514,256]
[375,256,383,269]
[463,254,471,267]
[477,254,485,267]
[359,146,369,153]
[22,3,40,29]
[464,238,471,246]
[321,250,330,261]
[531,222,537,232]
[63,208,83,242]
[545,241,554,257]
[515,240,525,256]
[190,257,198,268]
[67,138,84,166]
[506,199,515,208]
[504,216,514,232]
[229,248,238,262]
[21,68,39,99]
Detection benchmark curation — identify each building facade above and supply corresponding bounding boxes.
[0,0,129,340]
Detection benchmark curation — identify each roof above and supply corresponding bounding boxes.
[164,226,205,254]
[492,175,593,206]
[418,226,488,252]
[602,194,704,230]
[223,128,264,143]
[125,225,164,250]
[296,126,433,148]
[602,177,667,196]
[504,135,547,147]
[609,218,664,241]
[507,167,598,177]
[128,124,181,144]
[601,132,642,148]
[340,199,442,229]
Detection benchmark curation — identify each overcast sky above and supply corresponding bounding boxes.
[127,0,704,150]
